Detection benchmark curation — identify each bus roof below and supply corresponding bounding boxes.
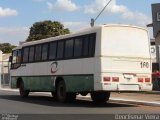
[13,24,147,50]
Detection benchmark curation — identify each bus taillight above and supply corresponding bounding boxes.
[112,77,119,82]
[145,78,151,83]
[138,78,144,83]
[103,77,111,82]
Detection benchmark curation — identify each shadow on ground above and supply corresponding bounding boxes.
[0,93,138,108]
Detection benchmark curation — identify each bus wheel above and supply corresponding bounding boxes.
[19,81,29,98]
[91,91,110,103]
[56,80,76,102]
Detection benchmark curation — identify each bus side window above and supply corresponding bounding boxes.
[49,42,57,60]
[17,50,22,64]
[88,34,96,57]
[74,38,83,57]
[65,39,74,58]
[29,46,35,62]
[35,45,42,61]
[12,51,17,64]
[11,50,22,69]
[57,41,64,59]
[82,36,89,57]
[42,44,48,61]
[23,47,29,63]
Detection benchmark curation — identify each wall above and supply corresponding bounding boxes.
[155,33,160,45]
[0,51,2,88]
[152,3,160,38]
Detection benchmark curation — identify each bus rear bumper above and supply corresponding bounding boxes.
[140,84,153,91]
[95,83,152,92]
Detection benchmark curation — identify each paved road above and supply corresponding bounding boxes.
[0,90,160,115]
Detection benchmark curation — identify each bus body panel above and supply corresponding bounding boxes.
[10,58,98,76]
[11,75,94,92]
[10,58,97,92]
[101,26,151,58]
[93,25,152,91]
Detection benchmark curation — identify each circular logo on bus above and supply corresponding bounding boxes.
[50,62,58,74]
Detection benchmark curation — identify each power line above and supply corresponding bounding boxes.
[91,0,112,27]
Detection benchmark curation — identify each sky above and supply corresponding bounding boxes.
[0,0,159,45]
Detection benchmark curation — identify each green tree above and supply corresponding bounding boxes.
[26,20,70,42]
[0,43,16,53]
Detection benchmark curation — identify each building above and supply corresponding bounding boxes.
[148,3,160,91]
[147,3,160,71]
[0,51,2,88]
[0,52,11,88]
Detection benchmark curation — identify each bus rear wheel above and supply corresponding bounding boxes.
[56,80,76,102]
[91,91,110,103]
[19,81,29,98]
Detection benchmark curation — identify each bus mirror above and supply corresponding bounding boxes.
[9,56,12,62]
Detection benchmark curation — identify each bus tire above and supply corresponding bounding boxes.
[91,91,110,103]
[56,80,76,102]
[19,81,29,98]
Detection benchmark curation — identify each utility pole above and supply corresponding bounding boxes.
[90,0,112,27]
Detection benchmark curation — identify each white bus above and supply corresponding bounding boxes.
[10,24,152,103]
